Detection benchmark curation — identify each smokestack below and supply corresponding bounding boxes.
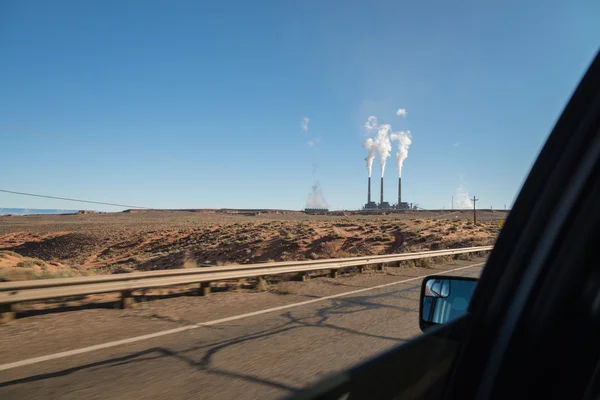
[398,177,402,206]
[380,176,384,204]
[368,177,371,203]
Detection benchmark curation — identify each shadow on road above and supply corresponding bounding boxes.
[15,286,241,319]
[1,285,420,394]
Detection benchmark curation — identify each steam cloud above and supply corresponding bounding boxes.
[454,186,473,209]
[305,182,328,209]
[396,108,407,117]
[301,117,310,132]
[363,138,377,177]
[390,130,412,177]
[363,112,411,178]
[364,116,378,131]
[375,124,392,177]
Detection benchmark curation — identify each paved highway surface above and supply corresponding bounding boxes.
[0,260,484,399]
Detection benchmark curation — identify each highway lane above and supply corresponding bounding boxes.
[0,261,484,399]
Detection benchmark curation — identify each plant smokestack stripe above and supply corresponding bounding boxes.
[380,176,384,204]
[368,177,371,203]
[398,177,402,205]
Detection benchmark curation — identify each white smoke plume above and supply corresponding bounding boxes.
[364,116,378,131]
[301,117,309,132]
[305,182,328,209]
[363,137,377,177]
[375,124,392,176]
[454,186,473,209]
[396,108,407,117]
[390,130,412,177]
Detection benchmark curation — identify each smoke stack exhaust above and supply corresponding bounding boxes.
[368,177,371,203]
[380,176,384,204]
[398,177,402,205]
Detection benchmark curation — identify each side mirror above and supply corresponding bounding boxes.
[419,275,478,331]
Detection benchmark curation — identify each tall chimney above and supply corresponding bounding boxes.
[368,177,371,203]
[380,176,384,204]
[398,177,402,206]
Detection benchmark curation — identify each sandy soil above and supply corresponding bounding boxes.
[0,209,505,280]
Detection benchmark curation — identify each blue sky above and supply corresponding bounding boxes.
[1,1,598,211]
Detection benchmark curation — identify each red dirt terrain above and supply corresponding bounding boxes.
[0,209,505,281]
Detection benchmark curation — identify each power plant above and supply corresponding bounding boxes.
[364,174,414,210]
[362,113,416,211]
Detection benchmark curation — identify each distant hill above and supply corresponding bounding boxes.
[0,208,80,216]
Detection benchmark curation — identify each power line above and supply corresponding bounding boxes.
[0,189,151,209]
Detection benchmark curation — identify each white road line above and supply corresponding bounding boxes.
[0,262,484,372]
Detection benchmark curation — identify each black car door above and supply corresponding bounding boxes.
[291,49,600,400]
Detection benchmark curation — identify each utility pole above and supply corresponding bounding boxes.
[451,196,453,210]
[473,196,479,224]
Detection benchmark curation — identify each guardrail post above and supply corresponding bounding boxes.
[199,282,211,296]
[256,277,268,292]
[377,263,385,272]
[120,291,134,309]
[329,270,339,278]
[299,273,310,282]
[359,266,366,273]
[1,304,15,323]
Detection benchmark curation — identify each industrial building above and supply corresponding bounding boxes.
[363,175,416,210]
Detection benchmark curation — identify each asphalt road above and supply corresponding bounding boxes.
[0,261,484,399]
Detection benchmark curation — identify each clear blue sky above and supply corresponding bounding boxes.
[1,1,598,211]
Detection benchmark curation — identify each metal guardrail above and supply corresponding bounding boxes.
[0,246,492,320]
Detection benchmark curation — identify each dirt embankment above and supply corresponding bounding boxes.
[0,210,504,280]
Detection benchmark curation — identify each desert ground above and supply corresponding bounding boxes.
[0,209,505,281]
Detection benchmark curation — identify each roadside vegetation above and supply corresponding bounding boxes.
[0,211,503,280]
[0,251,88,281]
